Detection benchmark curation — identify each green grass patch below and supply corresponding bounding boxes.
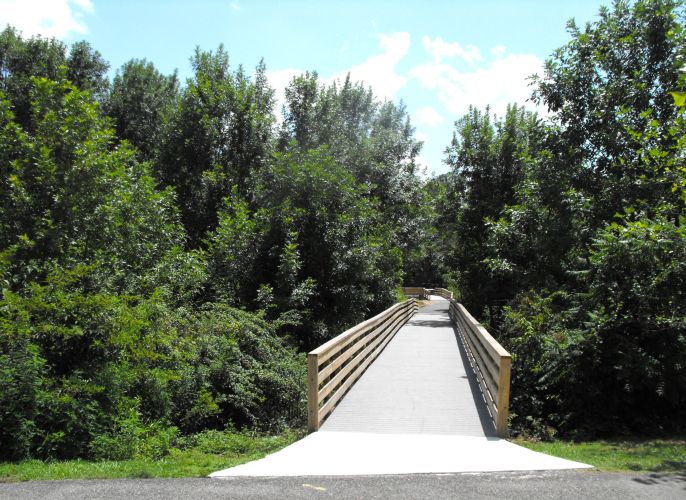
[513,438,686,473]
[0,430,303,482]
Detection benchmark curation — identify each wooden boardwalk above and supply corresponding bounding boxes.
[320,297,496,436]
[211,297,592,477]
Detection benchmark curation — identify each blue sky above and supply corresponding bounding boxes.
[0,0,610,174]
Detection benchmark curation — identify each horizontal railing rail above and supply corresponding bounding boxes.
[402,287,429,299]
[430,287,453,300]
[307,299,418,432]
[448,299,511,437]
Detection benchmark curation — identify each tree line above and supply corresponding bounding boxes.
[1,0,684,461]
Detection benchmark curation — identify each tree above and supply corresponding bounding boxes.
[441,105,543,314]
[532,0,686,222]
[279,72,424,283]
[0,27,109,129]
[0,76,182,293]
[207,147,402,350]
[105,59,179,162]
[158,47,275,244]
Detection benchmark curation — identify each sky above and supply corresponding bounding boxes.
[0,0,611,175]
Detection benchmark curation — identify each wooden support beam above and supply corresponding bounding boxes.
[307,353,320,432]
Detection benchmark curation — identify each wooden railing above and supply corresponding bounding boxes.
[401,287,429,299]
[307,299,418,432]
[430,287,454,300]
[448,299,511,437]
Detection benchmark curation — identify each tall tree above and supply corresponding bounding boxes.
[158,46,275,244]
[0,27,109,129]
[105,59,179,162]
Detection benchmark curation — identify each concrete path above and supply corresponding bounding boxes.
[211,297,591,477]
[210,432,590,476]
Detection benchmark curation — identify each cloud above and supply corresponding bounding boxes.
[0,0,94,38]
[265,67,303,120]
[491,45,507,59]
[422,36,481,64]
[410,43,544,118]
[229,2,240,11]
[267,31,411,118]
[332,32,411,100]
[414,106,444,127]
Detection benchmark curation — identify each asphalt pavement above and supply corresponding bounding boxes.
[1,470,684,499]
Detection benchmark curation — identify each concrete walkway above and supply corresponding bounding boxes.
[211,298,590,477]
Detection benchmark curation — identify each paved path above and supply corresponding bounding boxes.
[3,471,685,500]
[321,297,493,436]
[211,298,591,477]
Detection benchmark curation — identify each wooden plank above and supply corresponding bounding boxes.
[458,322,497,419]
[311,301,410,363]
[455,302,510,358]
[318,308,410,423]
[456,314,497,402]
[451,302,507,385]
[317,308,411,402]
[447,298,512,436]
[307,353,320,432]
[317,304,411,381]
[455,311,501,389]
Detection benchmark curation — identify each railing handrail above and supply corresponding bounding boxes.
[448,299,511,437]
[401,286,429,299]
[307,299,418,432]
[430,287,453,300]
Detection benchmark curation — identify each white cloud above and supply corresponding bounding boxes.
[410,44,544,118]
[414,106,444,127]
[229,2,241,11]
[332,32,411,100]
[491,45,507,59]
[422,35,481,65]
[0,0,94,38]
[265,67,303,120]
[415,131,428,143]
[414,154,431,178]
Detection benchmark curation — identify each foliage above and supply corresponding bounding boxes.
[0,27,108,128]
[0,430,302,481]
[433,0,686,438]
[0,63,304,461]
[0,265,305,460]
[157,47,275,244]
[207,147,402,349]
[105,59,179,162]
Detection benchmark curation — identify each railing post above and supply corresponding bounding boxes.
[307,353,320,432]
[496,355,511,437]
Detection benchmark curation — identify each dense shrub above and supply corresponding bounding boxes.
[0,266,305,460]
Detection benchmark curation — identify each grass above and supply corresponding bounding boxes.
[513,438,686,473]
[0,429,303,482]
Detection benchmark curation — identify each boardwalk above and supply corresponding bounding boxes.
[321,297,494,436]
[211,297,590,476]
